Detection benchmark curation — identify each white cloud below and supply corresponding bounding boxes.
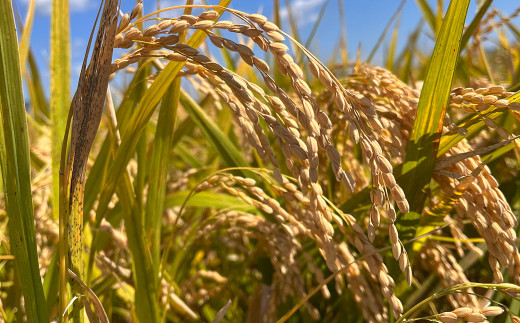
[158,0,203,10]
[22,0,91,16]
[280,0,326,27]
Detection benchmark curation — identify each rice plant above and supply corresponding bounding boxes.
[1,0,520,322]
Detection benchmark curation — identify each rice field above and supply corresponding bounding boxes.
[1,0,520,322]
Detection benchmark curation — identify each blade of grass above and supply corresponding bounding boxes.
[337,0,348,64]
[0,1,49,321]
[304,0,330,48]
[95,84,161,322]
[367,0,406,64]
[273,0,281,27]
[67,269,109,323]
[171,116,195,149]
[27,50,50,123]
[101,85,161,322]
[415,0,436,35]
[385,16,400,72]
[460,0,493,49]
[174,143,205,168]
[435,0,443,35]
[51,0,70,225]
[42,248,60,315]
[179,90,250,173]
[282,0,301,43]
[116,172,160,322]
[51,0,71,315]
[164,191,256,211]
[18,0,35,77]
[146,80,180,275]
[282,0,303,63]
[477,40,496,84]
[399,0,470,239]
[397,22,422,83]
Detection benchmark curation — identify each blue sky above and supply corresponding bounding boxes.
[14,0,520,92]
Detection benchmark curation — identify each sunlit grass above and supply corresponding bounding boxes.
[1,0,520,322]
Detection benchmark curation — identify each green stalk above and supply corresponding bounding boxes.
[0,1,49,321]
[51,0,70,318]
[51,0,70,223]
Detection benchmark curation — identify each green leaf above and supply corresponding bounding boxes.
[164,191,256,211]
[179,90,250,172]
[414,0,436,35]
[367,0,406,64]
[18,0,35,78]
[146,79,180,275]
[460,0,493,49]
[399,0,470,238]
[50,3,70,315]
[116,171,160,322]
[0,1,49,321]
[26,51,50,123]
[385,16,400,72]
[51,0,70,223]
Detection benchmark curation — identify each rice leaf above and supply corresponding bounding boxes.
[42,249,60,315]
[399,0,470,236]
[180,90,250,172]
[116,169,161,322]
[503,18,520,42]
[282,0,301,43]
[397,22,422,83]
[27,51,50,123]
[337,0,348,64]
[460,0,493,49]
[304,0,330,48]
[18,0,35,77]
[164,191,255,211]
[89,2,232,321]
[0,1,49,321]
[385,16,400,72]
[67,269,109,323]
[174,143,205,168]
[414,0,436,35]
[367,0,406,64]
[50,8,70,319]
[51,0,70,226]
[145,80,180,273]
[63,0,118,319]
